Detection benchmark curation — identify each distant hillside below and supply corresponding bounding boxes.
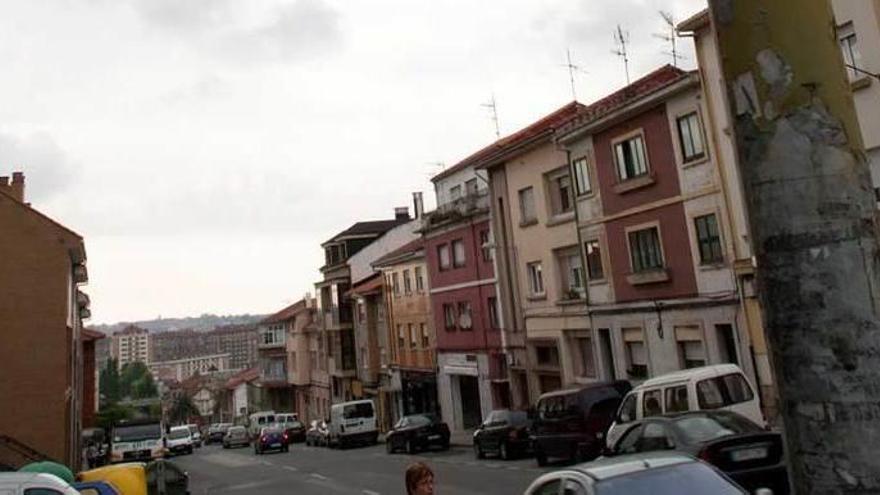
[92,313,267,335]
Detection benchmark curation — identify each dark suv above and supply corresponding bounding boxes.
[473,409,532,460]
[531,381,631,466]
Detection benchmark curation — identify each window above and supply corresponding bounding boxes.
[838,23,863,81]
[527,261,545,296]
[628,227,664,273]
[535,344,560,367]
[676,112,706,162]
[458,301,473,330]
[465,178,478,196]
[572,156,591,195]
[584,240,604,280]
[438,244,451,271]
[697,373,755,409]
[480,230,492,261]
[392,272,401,295]
[694,214,723,264]
[443,304,456,330]
[452,239,466,267]
[409,324,417,349]
[623,328,648,378]
[548,171,574,215]
[665,385,689,413]
[617,393,637,423]
[613,134,649,180]
[450,184,462,200]
[676,325,706,369]
[576,336,595,377]
[403,269,412,294]
[643,389,663,417]
[415,266,424,292]
[558,250,584,299]
[420,323,429,348]
[488,296,500,329]
[397,325,405,351]
[716,324,739,366]
[518,187,536,223]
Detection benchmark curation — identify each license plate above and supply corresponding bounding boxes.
[271,443,282,448]
[428,434,441,440]
[730,447,768,462]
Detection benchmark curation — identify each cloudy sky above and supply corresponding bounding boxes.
[0,0,705,324]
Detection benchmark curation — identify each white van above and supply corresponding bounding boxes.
[248,411,277,439]
[327,399,378,448]
[605,364,765,449]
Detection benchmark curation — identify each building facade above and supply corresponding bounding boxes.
[422,164,507,433]
[111,325,151,369]
[349,273,393,430]
[0,172,91,470]
[150,324,258,371]
[284,298,318,423]
[148,353,232,382]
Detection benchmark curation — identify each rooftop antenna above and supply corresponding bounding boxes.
[560,48,588,101]
[425,161,445,180]
[654,11,685,67]
[481,94,501,139]
[612,24,631,84]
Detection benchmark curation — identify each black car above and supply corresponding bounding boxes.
[473,409,531,460]
[531,380,631,466]
[305,420,329,447]
[254,426,288,454]
[206,423,232,445]
[281,420,307,444]
[607,410,789,494]
[385,414,450,454]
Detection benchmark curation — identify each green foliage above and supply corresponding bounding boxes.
[168,394,199,424]
[99,358,121,404]
[117,361,158,400]
[96,403,132,431]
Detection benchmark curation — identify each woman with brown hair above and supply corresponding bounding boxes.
[405,462,434,495]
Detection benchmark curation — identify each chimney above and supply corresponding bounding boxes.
[9,172,24,202]
[394,206,410,220]
[412,192,424,219]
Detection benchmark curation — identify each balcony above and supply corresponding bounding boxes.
[260,358,288,387]
[395,349,435,370]
[422,190,490,230]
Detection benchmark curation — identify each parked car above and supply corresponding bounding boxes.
[607,410,789,494]
[305,420,329,447]
[206,423,233,445]
[0,473,80,495]
[254,426,288,454]
[247,411,277,439]
[524,452,760,495]
[386,414,450,454]
[166,426,194,456]
[280,420,307,444]
[328,399,379,448]
[185,424,203,448]
[473,409,531,460]
[531,381,631,466]
[606,364,764,450]
[222,426,250,449]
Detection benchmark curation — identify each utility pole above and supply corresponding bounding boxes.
[708,0,880,492]
[612,25,630,84]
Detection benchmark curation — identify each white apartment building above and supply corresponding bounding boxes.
[111,325,151,369]
[148,353,232,382]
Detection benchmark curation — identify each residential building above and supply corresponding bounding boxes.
[0,172,91,470]
[94,334,111,376]
[373,239,439,424]
[480,102,586,404]
[422,162,507,433]
[111,325,151,369]
[348,273,393,430]
[832,0,880,200]
[148,353,232,382]
[81,328,105,428]
[225,367,263,422]
[555,64,760,409]
[314,208,412,405]
[150,324,258,371]
[257,305,297,412]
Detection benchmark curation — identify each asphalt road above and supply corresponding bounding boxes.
[172,441,553,495]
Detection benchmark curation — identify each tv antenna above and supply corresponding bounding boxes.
[612,24,631,84]
[560,48,588,101]
[425,161,445,180]
[654,11,685,67]
[481,94,501,139]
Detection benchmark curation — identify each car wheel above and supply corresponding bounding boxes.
[474,443,485,459]
[500,441,510,461]
[406,439,417,455]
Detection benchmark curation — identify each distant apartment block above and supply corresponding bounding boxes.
[150,324,258,370]
[111,325,151,369]
[148,353,232,382]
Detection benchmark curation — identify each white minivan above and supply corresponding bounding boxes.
[328,399,378,448]
[605,364,765,449]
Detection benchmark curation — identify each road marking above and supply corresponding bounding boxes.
[363,490,381,495]
[310,473,329,481]
[261,460,274,466]
[283,466,299,472]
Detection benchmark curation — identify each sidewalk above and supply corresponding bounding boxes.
[378,429,474,447]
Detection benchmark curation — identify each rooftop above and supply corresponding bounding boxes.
[261,299,310,324]
[323,218,411,246]
[372,238,425,268]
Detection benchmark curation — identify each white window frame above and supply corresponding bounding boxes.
[438,244,451,271]
[527,261,545,296]
[546,166,574,216]
[838,22,863,81]
[452,239,466,268]
[625,223,666,274]
[675,111,707,164]
[612,130,650,181]
[572,156,592,196]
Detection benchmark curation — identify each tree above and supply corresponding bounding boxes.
[708,0,880,491]
[118,362,158,399]
[168,394,199,425]
[99,359,121,404]
[95,403,131,431]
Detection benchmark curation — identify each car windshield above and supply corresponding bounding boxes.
[595,462,746,495]
[228,427,246,435]
[290,421,304,428]
[343,403,374,419]
[169,428,190,439]
[113,424,162,442]
[674,414,761,443]
[407,415,433,427]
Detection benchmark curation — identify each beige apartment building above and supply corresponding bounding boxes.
[482,102,587,405]
[111,325,151,369]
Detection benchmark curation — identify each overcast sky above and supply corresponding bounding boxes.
[0,0,706,324]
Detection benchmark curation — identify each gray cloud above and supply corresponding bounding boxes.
[130,0,233,31]
[0,132,80,202]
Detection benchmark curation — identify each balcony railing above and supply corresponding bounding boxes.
[423,190,490,228]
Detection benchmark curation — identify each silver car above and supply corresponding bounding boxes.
[222,426,250,449]
[524,453,775,495]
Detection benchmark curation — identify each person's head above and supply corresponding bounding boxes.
[405,462,434,495]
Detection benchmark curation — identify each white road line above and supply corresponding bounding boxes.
[283,466,299,472]
[310,473,329,481]
[363,490,381,495]
[261,461,274,466]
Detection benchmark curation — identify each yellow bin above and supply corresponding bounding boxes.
[78,463,147,495]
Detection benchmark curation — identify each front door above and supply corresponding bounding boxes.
[460,375,482,429]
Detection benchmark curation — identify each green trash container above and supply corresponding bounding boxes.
[19,461,75,484]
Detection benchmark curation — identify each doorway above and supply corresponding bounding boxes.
[598,328,616,380]
[459,375,482,429]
